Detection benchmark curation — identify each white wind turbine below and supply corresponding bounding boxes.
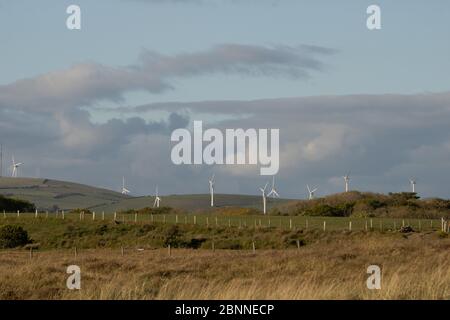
[409,178,416,193]
[343,172,350,192]
[153,186,161,208]
[259,182,269,214]
[307,185,318,200]
[121,176,130,195]
[11,155,23,178]
[209,174,215,207]
[267,176,280,198]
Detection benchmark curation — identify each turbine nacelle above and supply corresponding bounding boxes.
[307,185,318,200]
[11,155,23,178]
[267,176,280,198]
[121,177,130,195]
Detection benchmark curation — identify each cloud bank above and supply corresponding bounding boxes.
[1,43,449,199]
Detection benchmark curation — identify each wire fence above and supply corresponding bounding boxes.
[2,210,449,233]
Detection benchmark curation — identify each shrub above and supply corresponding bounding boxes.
[0,225,30,248]
[306,203,353,217]
[0,195,36,212]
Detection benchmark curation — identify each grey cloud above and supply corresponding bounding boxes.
[2,91,450,199]
[0,44,334,113]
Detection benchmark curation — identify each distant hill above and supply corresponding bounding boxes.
[90,193,291,213]
[0,177,129,211]
[0,177,292,212]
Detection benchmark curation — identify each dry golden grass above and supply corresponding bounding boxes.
[0,232,448,300]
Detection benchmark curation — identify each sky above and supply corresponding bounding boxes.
[0,0,450,199]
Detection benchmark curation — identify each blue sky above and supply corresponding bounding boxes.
[1,0,450,199]
[2,0,450,101]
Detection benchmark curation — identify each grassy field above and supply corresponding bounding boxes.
[1,212,448,300]
[2,211,445,233]
[0,233,448,299]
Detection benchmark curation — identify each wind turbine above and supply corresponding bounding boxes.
[267,176,280,198]
[259,182,269,214]
[409,178,416,193]
[307,185,318,200]
[343,172,350,192]
[121,176,130,195]
[153,186,161,208]
[11,155,23,178]
[209,174,215,207]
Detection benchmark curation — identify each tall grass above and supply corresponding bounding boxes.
[0,233,448,300]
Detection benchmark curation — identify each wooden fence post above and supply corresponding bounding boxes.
[194,216,197,225]
[168,244,171,257]
[176,215,178,224]
[323,221,326,231]
[93,211,96,220]
[114,212,117,221]
[134,213,137,223]
[29,247,33,260]
[102,211,105,221]
[296,240,300,250]
[17,210,20,218]
[252,241,256,254]
[74,247,78,258]
[289,219,292,230]
[3,210,6,218]
[349,221,352,231]
[35,209,38,219]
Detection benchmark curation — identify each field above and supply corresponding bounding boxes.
[0,215,449,300]
[0,233,448,299]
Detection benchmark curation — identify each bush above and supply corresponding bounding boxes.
[0,195,36,212]
[306,203,353,217]
[0,225,30,248]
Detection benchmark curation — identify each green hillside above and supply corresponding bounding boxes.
[90,193,290,213]
[0,177,129,211]
[0,177,291,212]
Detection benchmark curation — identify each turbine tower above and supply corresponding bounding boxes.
[153,186,161,208]
[11,155,23,178]
[267,176,280,198]
[259,182,269,214]
[409,178,416,193]
[209,174,215,207]
[121,176,130,195]
[343,172,350,192]
[307,185,318,200]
